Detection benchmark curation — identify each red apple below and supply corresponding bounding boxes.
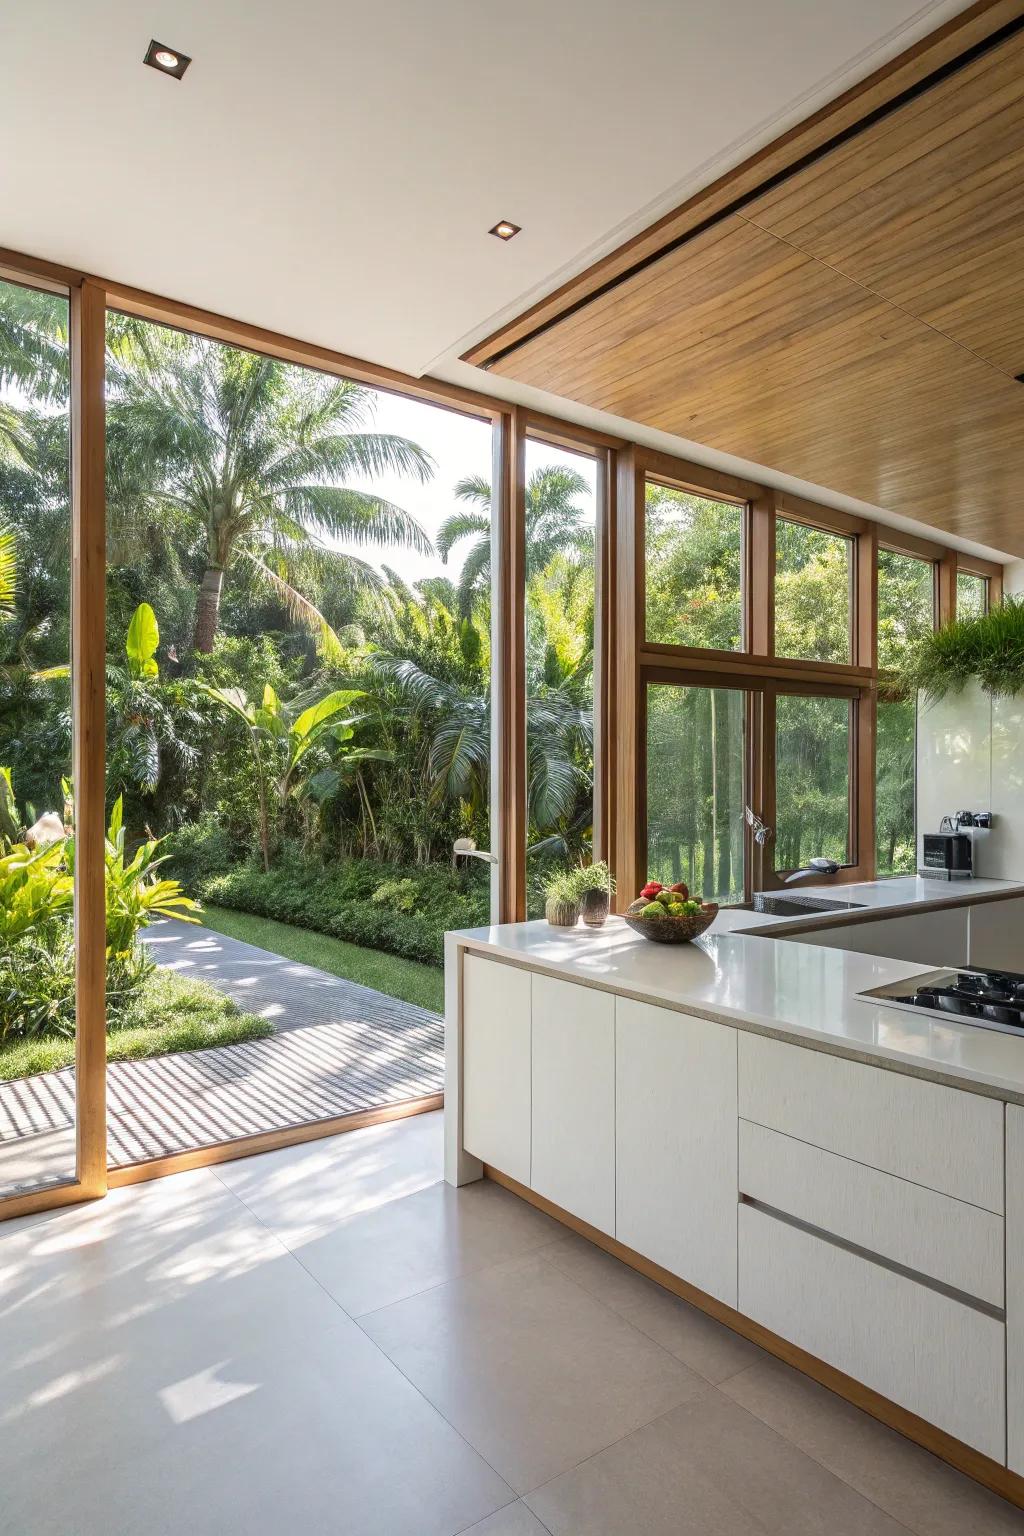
[640,881,663,899]
[669,881,689,899]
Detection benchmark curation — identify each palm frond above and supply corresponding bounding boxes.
[243,552,347,665]
[279,485,433,555]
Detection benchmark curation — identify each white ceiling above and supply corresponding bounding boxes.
[7,0,1007,560]
[5,0,970,378]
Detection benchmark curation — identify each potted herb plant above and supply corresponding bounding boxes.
[574,861,615,928]
[544,870,582,929]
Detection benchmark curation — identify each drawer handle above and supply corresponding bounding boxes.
[739,1194,1004,1321]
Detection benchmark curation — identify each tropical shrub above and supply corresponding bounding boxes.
[199,849,488,967]
[0,790,200,1040]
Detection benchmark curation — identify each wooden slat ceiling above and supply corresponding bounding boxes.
[483,22,1024,554]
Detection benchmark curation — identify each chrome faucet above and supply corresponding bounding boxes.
[784,857,841,884]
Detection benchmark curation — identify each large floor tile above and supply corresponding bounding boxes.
[526,1389,910,1535]
[210,1108,443,1244]
[723,1355,1024,1535]
[617,1281,769,1383]
[297,1177,564,1317]
[539,1230,664,1310]
[459,1501,552,1535]
[0,1167,349,1471]
[360,1250,705,1494]
[541,1230,769,1384]
[5,1312,511,1536]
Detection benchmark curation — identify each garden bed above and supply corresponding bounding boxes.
[0,967,270,1082]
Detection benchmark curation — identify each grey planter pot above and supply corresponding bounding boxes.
[580,888,610,927]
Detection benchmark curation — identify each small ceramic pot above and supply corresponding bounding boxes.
[545,895,581,928]
[579,888,610,928]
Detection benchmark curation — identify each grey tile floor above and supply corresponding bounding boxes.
[1,1110,1021,1535]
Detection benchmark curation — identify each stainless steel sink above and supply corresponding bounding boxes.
[752,893,867,917]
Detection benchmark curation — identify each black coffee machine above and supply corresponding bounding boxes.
[920,811,992,880]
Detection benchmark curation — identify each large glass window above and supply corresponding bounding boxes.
[646,682,746,904]
[523,438,597,917]
[101,310,495,1170]
[0,276,75,1199]
[774,693,851,872]
[775,519,852,664]
[876,550,935,876]
[645,482,743,650]
[957,570,989,620]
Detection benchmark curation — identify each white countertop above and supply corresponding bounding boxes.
[712,874,1024,935]
[448,876,1024,1102]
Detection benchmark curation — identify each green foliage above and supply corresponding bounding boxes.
[775,520,851,665]
[0,785,200,1040]
[125,601,160,677]
[645,487,742,650]
[544,860,614,905]
[106,603,205,810]
[102,795,201,957]
[542,868,579,906]
[197,847,488,968]
[906,596,1024,700]
[0,965,271,1081]
[370,877,418,912]
[105,324,435,655]
[567,860,614,897]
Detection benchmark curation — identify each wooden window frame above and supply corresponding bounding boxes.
[622,449,878,903]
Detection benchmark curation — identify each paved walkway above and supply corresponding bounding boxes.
[0,921,443,1188]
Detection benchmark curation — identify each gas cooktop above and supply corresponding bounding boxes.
[862,967,1024,1036]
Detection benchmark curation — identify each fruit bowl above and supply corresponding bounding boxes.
[623,897,719,944]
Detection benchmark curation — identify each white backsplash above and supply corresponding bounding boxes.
[917,683,1024,880]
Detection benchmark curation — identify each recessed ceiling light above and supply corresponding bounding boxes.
[489,221,521,241]
[143,39,192,79]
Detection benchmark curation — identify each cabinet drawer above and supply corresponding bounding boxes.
[532,974,615,1234]
[462,955,531,1186]
[739,1120,1003,1307]
[739,1203,1005,1461]
[738,1033,1003,1213]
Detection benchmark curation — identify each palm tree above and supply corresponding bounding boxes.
[105,328,436,655]
[0,283,68,400]
[437,465,592,617]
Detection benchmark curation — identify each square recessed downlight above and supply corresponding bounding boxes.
[144,40,192,79]
[489,221,522,241]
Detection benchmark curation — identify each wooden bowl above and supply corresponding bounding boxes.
[623,898,719,944]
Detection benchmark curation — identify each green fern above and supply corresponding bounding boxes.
[906,596,1024,700]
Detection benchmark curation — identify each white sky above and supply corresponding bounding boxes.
[344,389,598,586]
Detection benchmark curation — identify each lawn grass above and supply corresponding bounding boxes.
[0,966,272,1082]
[200,904,445,1013]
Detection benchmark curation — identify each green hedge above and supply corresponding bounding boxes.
[187,845,490,968]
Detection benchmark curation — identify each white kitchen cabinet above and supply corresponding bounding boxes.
[739,1120,1003,1308]
[461,954,532,1186]
[1008,1104,1024,1474]
[616,999,737,1305]
[789,904,968,968]
[531,973,615,1234]
[739,1032,1004,1212]
[969,897,1024,973]
[739,1203,1006,1462]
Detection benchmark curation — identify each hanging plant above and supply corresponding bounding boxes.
[905,596,1024,701]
